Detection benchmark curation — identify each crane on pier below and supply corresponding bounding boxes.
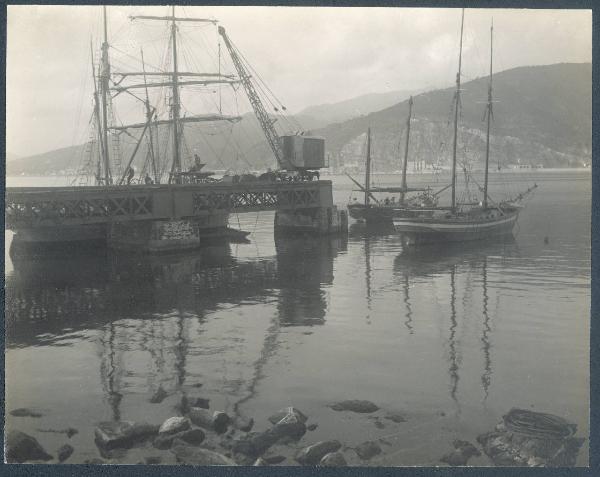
[218,26,325,179]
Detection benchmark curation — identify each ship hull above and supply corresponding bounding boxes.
[394,209,519,245]
[347,204,393,223]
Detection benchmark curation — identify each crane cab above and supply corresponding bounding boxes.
[280,135,325,171]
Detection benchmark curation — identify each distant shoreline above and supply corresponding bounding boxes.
[6,167,592,180]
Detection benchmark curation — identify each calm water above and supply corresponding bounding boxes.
[5,171,590,465]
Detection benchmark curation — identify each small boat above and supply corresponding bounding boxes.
[394,11,536,245]
[346,102,436,226]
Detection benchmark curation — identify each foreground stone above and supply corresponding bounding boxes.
[94,421,159,450]
[171,444,236,465]
[10,408,43,418]
[233,416,254,432]
[296,440,342,465]
[154,428,205,450]
[6,430,53,463]
[268,407,308,425]
[384,412,407,423]
[233,418,307,459]
[188,408,214,430]
[477,409,585,467]
[149,386,168,404]
[329,400,379,413]
[57,444,74,463]
[440,439,482,465]
[355,441,382,460]
[159,417,190,435]
[213,411,231,433]
[178,429,206,446]
[319,452,347,466]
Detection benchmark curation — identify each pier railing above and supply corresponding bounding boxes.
[5,181,332,228]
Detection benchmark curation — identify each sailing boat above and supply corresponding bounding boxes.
[346,101,435,225]
[393,12,536,245]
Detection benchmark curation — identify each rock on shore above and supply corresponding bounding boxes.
[94,421,159,451]
[296,440,342,465]
[6,430,53,463]
[171,444,236,465]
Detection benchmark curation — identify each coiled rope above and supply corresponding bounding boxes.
[503,408,577,440]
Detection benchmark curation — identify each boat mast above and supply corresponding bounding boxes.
[483,19,493,209]
[400,96,413,204]
[170,5,182,180]
[100,5,112,185]
[451,9,465,212]
[90,41,105,184]
[141,48,159,183]
[365,128,372,206]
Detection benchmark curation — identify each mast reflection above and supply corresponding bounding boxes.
[394,238,517,409]
[6,235,343,420]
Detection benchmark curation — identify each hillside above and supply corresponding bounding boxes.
[318,62,591,170]
[298,88,425,125]
[6,62,592,176]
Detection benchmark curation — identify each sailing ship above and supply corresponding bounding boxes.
[346,100,437,225]
[393,11,537,245]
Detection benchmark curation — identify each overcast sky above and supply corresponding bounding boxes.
[6,5,591,157]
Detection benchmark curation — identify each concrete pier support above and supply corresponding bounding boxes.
[274,206,348,236]
[108,213,229,252]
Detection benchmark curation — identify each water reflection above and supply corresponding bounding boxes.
[394,238,519,408]
[5,236,345,420]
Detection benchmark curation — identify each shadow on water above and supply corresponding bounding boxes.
[393,236,520,412]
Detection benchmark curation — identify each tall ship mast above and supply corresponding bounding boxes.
[80,5,326,188]
[393,10,537,245]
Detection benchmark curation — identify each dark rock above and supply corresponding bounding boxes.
[296,440,342,465]
[263,453,287,465]
[268,407,308,425]
[270,412,307,441]
[234,415,254,432]
[159,416,190,435]
[307,423,318,431]
[154,428,205,450]
[153,433,177,450]
[10,408,43,418]
[149,386,168,404]
[453,439,481,458]
[6,430,53,463]
[188,407,214,430]
[213,411,231,433]
[319,452,347,466]
[355,440,382,460]
[171,444,237,465]
[329,400,379,413]
[66,427,79,438]
[191,397,210,409]
[192,383,203,388]
[57,444,74,463]
[232,437,256,457]
[234,414,307,459]
[145,456,162,464]
[94,421,159,450]
[441,449,469,466]
[384,412,407,423]
[178,428,205,446]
